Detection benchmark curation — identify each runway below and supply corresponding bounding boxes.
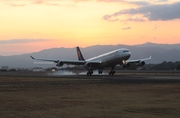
[49,75,180,84]
[45,70,180,84]
[0,71,180,84]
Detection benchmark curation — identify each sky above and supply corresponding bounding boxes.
[0,0,180,55]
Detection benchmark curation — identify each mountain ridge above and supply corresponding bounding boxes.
[0,42,180,68]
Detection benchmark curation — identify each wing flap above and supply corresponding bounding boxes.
[60,60,86,65]
[61,60,103,66]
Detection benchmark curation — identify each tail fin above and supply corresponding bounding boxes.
[76,46,85,61]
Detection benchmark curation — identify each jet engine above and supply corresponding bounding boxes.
[122,63,131,68]
[56,61,64,67]
[83,63,91,68]
[137,61,145,66]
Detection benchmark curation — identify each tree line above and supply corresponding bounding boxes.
[145,61,180,70]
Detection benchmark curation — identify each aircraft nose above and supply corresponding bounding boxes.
[125,52,131,59]
[127,52,131,58]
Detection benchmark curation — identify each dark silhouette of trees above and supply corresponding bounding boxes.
[149,61,180,70]
[176,64,180,70]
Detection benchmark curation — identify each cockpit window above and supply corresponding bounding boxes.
[123,50,129,53]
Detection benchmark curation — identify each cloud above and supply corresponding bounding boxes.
[103,15,120,22]
[129,1,150,6]
[97,0,124,2]
[46,3,76,7]
[97,0,150,6]
[32,0,44,4]
[122,27,131,30]
[4,0,44,6]
[126,17,146,22]
[0,39,49,44]
[103,2,180,22]
[8,3,26,7]
[46,3,63,6]
[30,0,76,7]
[73,0,93,2]
[157,0,169,2]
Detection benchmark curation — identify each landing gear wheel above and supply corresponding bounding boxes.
[87,71,93,76]
[98,70,103,74]
[109,71,115,75]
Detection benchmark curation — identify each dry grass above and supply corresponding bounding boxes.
[0,76,180,118]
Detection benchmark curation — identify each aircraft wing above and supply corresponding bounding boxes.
[85,61,103,66]
[126,56,151,63]
[61,60,102,66]
[30,55,103,66]
[30,56,59,63]
[30,55,87,65]
[59,60,86,65]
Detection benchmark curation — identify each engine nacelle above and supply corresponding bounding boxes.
[138,61,145,66]
[56,61,64,67]
[122,63,131,68]
[83,63,91,68]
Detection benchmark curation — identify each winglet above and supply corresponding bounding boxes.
[149,56,152,59]
[76,46,85,61]
[30,55,34,59]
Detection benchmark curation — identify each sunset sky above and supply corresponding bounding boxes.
[0,0,180,55]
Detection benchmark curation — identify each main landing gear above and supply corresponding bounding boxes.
[109,70,115,75]
[87,70,103,75]
[109,66,116,75]
[87,70,93,76]
[86,67,115,76]
[98,70,103,74]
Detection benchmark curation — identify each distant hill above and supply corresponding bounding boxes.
[0,42,180,68]
[135,42,180,50]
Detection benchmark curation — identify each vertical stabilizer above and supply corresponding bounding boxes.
[76,47,85,61]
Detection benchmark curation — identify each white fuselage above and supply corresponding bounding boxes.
[84,48,131,69]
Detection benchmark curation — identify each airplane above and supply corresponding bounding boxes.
[30,47,151,75]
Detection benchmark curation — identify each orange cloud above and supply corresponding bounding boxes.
[73,0,92,2]
[8,3,26,7]
[97,0,124,2]
[32,0,44,4]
